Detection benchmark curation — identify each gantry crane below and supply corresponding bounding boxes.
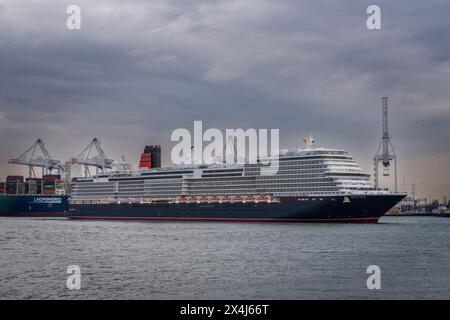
[69,138,114,177]
[8,139,65,178]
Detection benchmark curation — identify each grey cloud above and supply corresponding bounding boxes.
[0,0,449,196]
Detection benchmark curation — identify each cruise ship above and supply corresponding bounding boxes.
[69,142,405,223]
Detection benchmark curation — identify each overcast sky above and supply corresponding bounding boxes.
[0,0,449,198]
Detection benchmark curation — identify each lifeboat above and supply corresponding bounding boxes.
[185,197,193,203]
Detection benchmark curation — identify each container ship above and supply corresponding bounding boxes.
[0,175,69,217]
[69,143,406,223]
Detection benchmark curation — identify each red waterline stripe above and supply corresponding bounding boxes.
[69,216,380,224]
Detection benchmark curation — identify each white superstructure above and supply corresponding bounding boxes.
[71,145,380,201]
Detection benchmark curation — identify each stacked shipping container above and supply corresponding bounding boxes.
[6,176,24,194]
[42,174,60,195]
[26,178,42,194]
[1,175,62,195]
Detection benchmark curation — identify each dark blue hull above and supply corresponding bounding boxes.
[0,195,69,217]
[69,194,405,223]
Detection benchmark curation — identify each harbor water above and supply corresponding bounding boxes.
[0,216,449,299]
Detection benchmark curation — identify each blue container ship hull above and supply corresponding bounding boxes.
[0,195,69,217]
[69,194,405,223]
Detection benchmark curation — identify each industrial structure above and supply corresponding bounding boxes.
[373,97,398,192]
[3,137,116,196]
[69,138,114,177]
[5,139,67,195]
[8,139,65,178]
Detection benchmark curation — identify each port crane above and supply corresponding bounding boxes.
[70,138,114,177]
[373,97,398,191]
[8,139,65,178]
